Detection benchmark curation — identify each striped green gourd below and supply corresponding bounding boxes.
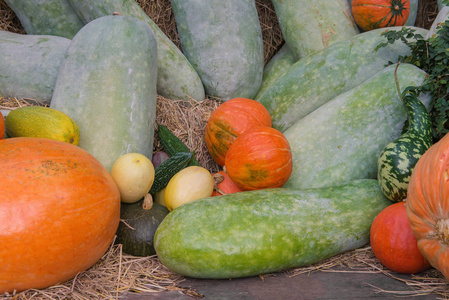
[50,15,158,172]
[170,0,264,100]
[154,179,390,279]
[0,30,70,104]
[377,64,433,202]
[257,26,429,132]
[67,0,205,101]
[282,63,430,190]
[4,0,84,39]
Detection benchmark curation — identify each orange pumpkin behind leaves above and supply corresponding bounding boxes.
[224,126,292,191]
[205,98,272,166]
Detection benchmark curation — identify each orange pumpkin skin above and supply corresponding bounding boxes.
[352,0,410,32]
[406,132,449,279]
[0,111,4,139]
[370,202,431,274]
[224,126,292,191]
[205,98,272,166]
[211,170,243,196]
[0,137,121,293]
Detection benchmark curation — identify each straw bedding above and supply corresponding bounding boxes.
[1,0,447,299]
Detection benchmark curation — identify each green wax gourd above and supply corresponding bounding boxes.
[67,0,205,102]
[283,63,430,190]
[257,26,429,132]
[154,179,390,279]
[170,0,264,100]
[50,15,158,172]
[0,31,70,104]
[271,0,359,60]
[4,0,84,39]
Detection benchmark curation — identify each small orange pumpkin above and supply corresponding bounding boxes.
[205,98,272,166]
[212,170,243,196]
[224,126,292,191]
[0,137,121,293]
[406,132,449,279]
[370,202,431,274]
[351,0,410,32]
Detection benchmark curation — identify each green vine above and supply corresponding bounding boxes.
[375,0,449,142]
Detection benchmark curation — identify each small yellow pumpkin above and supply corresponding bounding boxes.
[164,166,214,211]
[110,153,155,203]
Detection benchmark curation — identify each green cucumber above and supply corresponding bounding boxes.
[377,65,433,202]
[257,26,429,132]
[149,151,194,194]
[4,0,84,39]
[157,124,200,166]
[271,0,359,60]
[170,0,264,100]
[154,179,390,279]
[67,0,205,101]
[254,44,297,101]
[50,15,157,172]
[0,30,70,104]
[283,63,430,190]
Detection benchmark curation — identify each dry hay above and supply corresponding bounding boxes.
[1,0,449,299]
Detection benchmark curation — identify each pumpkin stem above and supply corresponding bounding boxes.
[142,193,153,210]
[213,173,227,195]
[435,219,449,245]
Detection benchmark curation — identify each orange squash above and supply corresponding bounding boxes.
[212,170,243,196]
[0,111,4,139]
[370,202,431,274]
[0,137,121,293]
[406,132,449,279]
[224,126,292,191]
[205,98,272,166]
[352,0,410,32]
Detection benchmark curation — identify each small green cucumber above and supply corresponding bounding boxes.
[149,151,194,194]
[157,124,200,166]
[154,179,390,279]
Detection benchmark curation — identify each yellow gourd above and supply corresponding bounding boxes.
[164,166,214,211]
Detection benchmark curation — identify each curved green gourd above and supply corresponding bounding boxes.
[67,0,205,101]
[377,64,433,202]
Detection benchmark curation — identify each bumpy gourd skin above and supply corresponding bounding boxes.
[154,179,390,279]
[170,0,264,101]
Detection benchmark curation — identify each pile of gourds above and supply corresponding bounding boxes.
[2,0,449,295]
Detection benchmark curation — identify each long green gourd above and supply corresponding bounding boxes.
[257,26,429,132]
[50,15,158,172]
[282,63,430,190]
[154,179,390,279]
[170,0,264,100]
[0,31,71,104]
[67,0,205,102]
[254,44,297,101]
[4,0,84,39]
[271,0,359,60]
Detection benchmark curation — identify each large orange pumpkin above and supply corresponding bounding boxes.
[0,137,121,293]
[370,202,431,274]
[224,126,292,191]
[351,0,410,32]
[406,132,449,279]
[205,98,272,166]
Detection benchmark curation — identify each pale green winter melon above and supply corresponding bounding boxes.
[254,44,297,101]
[282,63,430,190]
[170,0,264,100]
[67,0,205,101]
[4,0,83,39]
[0,30,71,104]
[427,5,449,39]
[257,26,429,132]
[50,15,158,172]
[271,0,359,60]
[154,179,390,279]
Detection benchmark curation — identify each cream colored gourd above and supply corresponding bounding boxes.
[110,153,155,203]
[164,166,214,211]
